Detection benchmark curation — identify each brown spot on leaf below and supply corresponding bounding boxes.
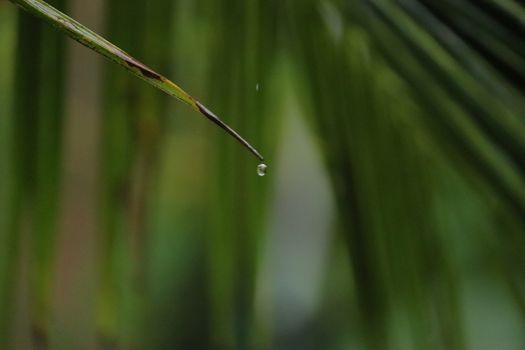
[124,57,162,80]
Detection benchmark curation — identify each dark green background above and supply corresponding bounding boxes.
[0,0,524,349]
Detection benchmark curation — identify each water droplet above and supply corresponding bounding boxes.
[256,83,259,92]
[257,163,267,177]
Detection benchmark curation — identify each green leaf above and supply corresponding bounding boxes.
[8,0,264,161]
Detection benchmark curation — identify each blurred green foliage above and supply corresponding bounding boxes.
[0,0,524,349]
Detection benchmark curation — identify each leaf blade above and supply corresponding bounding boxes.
[9,0,264,161]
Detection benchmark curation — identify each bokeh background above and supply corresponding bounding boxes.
[1,0,525,349]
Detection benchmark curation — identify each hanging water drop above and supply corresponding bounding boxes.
[257,163,267,177]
